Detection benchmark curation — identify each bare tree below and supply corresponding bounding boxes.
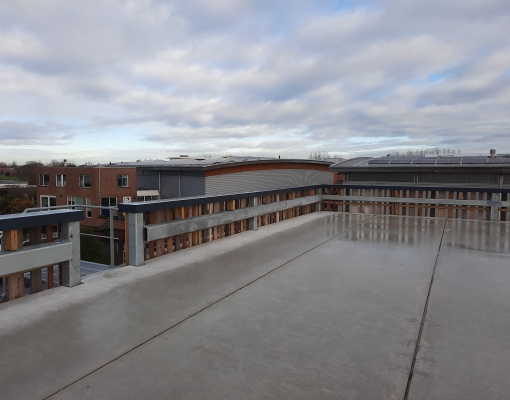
[309,151,342,160]
[391,147,461,157]
[46,159,65,167]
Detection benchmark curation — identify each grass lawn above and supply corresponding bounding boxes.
[0,175,21,180]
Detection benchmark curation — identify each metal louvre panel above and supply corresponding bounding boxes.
[181,174,206,197]
[348,172,414,182]
[418,172,498,184]
[136,170,159,190]
[205,170,333,196]
[160,171,180,198]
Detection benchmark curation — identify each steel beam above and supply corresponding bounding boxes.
[0,241,72,277]
[490,193,502,222]
[248,197,258,231]
[128,212,145,267]
[60,221,81,287]
[146,195,321,242]
[322,194,510,207]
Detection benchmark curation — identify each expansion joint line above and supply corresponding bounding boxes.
[43,213,376,400]
[403,217,448,400]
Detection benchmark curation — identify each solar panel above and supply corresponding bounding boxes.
[447,157,462,164]
[461,157,477,164]
[412,158,436,164]
[488,158,510,164]
[368,159,391,164]
[474,157,488,163]
[389,159,414,164]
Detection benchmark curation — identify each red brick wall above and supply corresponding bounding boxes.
[36,167,137,227]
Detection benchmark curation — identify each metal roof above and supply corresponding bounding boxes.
[108,157,332,171]
[330,155,510,173]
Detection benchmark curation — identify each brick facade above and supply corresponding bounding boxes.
[36,166,137,228]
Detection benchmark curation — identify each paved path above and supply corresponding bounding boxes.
[1,213,509,399]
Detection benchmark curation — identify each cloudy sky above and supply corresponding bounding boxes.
[1,0,509,164]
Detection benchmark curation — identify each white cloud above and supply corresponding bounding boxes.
[0,0,509,163]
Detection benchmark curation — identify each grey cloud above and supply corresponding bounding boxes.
[0,120,75,145]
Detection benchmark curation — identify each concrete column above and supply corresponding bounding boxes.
[129,212,145,266]
[490,193,501,222]
[60,221,81,287]
[248,197,258,230]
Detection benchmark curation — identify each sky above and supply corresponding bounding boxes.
[0,0,509,164]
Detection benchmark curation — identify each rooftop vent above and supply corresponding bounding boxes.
[490,149,497,158]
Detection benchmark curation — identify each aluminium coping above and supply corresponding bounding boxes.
[0,209,84,231]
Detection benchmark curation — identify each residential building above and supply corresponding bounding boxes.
[36,166,137,228]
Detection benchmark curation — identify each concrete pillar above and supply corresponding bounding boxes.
[60,221,81,287]
[490,193,501,222]
[248,197,258,230]
[128,212,145,266]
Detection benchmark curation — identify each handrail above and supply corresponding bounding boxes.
[0,209,83,231]
[118,184,510,214]
[118,185,322,213]
[323,183,510,193]
[23,205,118,212]
[22,204,119,267]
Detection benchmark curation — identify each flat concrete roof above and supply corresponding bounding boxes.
[1,213,509,399]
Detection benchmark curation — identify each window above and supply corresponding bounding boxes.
[39,174,49,186]
[100,197,117,217]
[67,196,83,210]
[79,174,91,188]
[86,198,92,218]
[118,175,129,187]
[40,195,56,208]
[56,174,66,187]
[137,195,159,201]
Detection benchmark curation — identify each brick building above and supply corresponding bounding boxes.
[36,166,137,229]
[36,158,333,265]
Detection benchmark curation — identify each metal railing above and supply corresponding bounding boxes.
[2,182,510,303]
[0,209,83,302]
[23,204,119,267]
[118,187,323,266]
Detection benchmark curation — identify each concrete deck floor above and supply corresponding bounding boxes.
[1,213,509,399]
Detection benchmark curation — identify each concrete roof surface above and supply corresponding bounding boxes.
[0,213,509,399]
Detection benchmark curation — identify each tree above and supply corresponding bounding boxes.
[47,159,65,167]
[0,196,33,214]
[390,147,461,157]
[308,151,343,161]
[18,161,44,184]
[80,227,111,265]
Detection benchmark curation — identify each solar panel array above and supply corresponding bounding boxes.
[367,156,510,165]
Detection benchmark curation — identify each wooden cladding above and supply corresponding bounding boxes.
[143,190,318,261]
[0,224,63,302]
[322,187,507,221]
